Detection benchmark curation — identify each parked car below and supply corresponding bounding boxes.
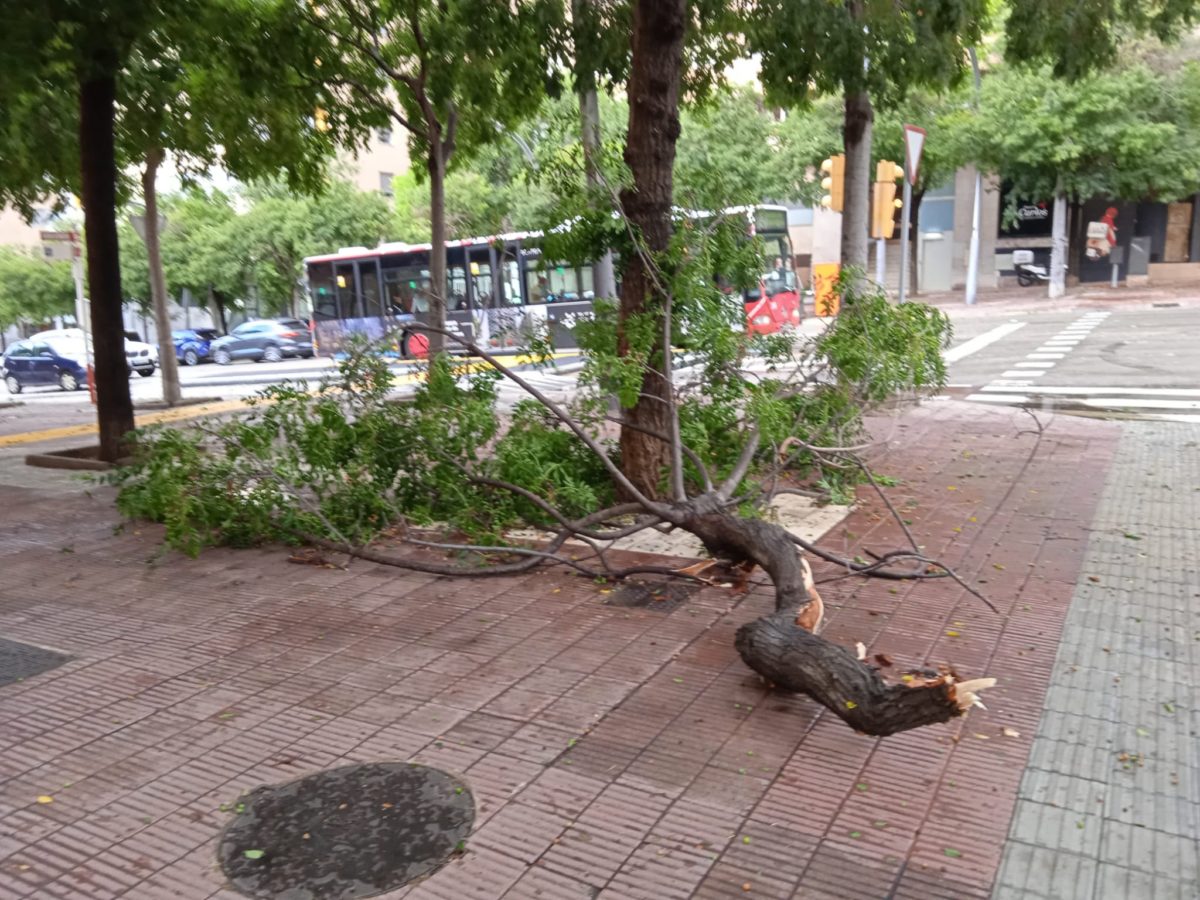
[172,327,222,366]
[209,319,314,365]
[122,331,158,377]
[2,338,88,393]
[31,328,157,378]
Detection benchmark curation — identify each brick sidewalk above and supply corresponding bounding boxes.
[992,420,1200,900]
[0,399,1120,899]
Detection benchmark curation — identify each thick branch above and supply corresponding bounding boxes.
[735,612,985,736]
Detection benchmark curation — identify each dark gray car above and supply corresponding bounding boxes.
[210,319,314,365]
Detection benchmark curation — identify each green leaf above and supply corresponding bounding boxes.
[943,848,962,858]
[243,849,265,860]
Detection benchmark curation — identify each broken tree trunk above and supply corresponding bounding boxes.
[681,502,992,736]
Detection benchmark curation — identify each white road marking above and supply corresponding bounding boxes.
[1077,398,1200,410]
[1028,353,1066,359]
[943,321,1027,363]
[979,385,1200,397]
[1003,369,1046,377]
[967,393,1029,403]
[1015,362,1056,368]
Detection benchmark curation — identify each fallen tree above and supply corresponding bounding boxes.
[113,257,999,737]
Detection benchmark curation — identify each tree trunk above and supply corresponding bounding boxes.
[579,83,617,299]
[1066,199,1085,280]
[142,149,181,406]
[79,69,135,462]
[209,285,227,334]
[427,145,448,357]
[841,90,873,272]
[1049,179,1067,299]
[616,0,686,500]
[907,187,924,296]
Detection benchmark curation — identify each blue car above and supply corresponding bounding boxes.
[2,338,88,393]
[172,327,222,366]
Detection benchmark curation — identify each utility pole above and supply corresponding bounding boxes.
[964,48,983,305]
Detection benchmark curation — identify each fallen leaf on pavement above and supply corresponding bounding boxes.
[874,653,893,667]
[855,642,867,660]
[1002,727,1020,738]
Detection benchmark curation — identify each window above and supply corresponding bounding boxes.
[525,262,580,304]
[31,342,53,357]
[308,262,338,320]
[377,128,392,145]
[7,342,31,358]
[379,172,394,197]
[359,265,383,318]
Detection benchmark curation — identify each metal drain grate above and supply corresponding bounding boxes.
[0,638,70,687]
[219,763,475,900]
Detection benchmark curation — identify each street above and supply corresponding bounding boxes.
[941,298,1200,421]
[3,296,1200,444]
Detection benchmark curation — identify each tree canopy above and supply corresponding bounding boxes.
[0,249,76,336]
[959,61,1200,206]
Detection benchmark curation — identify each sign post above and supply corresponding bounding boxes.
[898,125,926,304]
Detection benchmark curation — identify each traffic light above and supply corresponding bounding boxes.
[314,107,331,133]
[871,160,904,239]
[819,155,845,213]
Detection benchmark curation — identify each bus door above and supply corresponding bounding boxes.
[475,242,526,349]
[444,245,474,349]
[530,258,593,351]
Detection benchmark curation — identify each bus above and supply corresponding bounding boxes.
[303,204,801,358]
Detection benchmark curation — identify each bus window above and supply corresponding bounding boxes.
[360,263,383,318]
[759,234,796,296]
[525,262,579,304]
[499,257,522,306]
[309,262,338,319]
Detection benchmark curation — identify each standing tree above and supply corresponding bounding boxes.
[118,0,357,404]
[308,0,563,356]
[748,0,985,272]
[958,62,1200,294]
[0,249,77,340]
[0,0,159,459]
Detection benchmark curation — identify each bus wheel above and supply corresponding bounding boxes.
[403,333,430,359]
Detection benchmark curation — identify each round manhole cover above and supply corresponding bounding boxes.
[218,763,474,899]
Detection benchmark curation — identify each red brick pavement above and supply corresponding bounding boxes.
[0,399,1118,899]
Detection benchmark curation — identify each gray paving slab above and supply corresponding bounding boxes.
[993,421,1200,900]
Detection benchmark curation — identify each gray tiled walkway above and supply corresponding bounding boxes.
[993,421,1200,899]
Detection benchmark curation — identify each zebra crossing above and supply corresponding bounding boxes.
[963,311,1200,421]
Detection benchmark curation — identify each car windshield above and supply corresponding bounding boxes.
[195,328,220,340]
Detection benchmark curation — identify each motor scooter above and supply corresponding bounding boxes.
[1012,249,1049,287]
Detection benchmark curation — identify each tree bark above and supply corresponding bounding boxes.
[579,84,617,299]
[142,148,181,406]
[841,90,873,272]
[79,69,135,462]
[1049,179,1067,299]
[208,285,227,334]
[617,0,686,500]
[1066,199,1085,280]
[427,139,448,357]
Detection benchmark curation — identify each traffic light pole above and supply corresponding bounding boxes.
[875,238,885,286]
[897,178,912,303]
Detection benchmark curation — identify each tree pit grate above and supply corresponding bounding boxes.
[601,580,700,612]
[0,638,70,687]
[218,762,474,900]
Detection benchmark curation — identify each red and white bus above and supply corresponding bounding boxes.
[303,204,801,357]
